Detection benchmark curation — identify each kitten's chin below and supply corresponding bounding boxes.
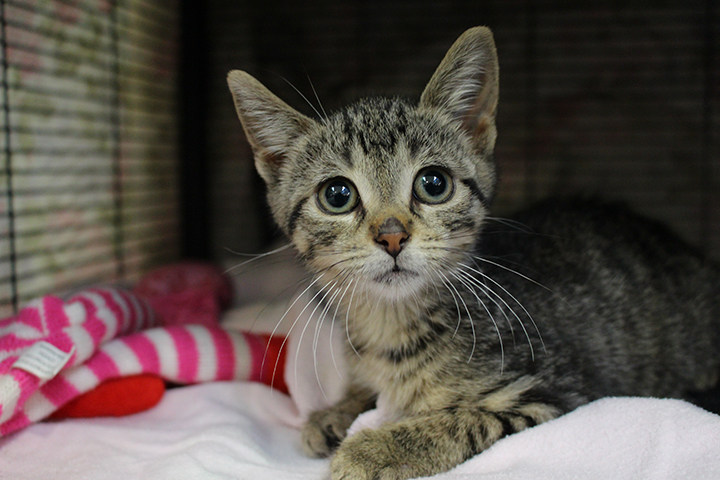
[367,268,426,300]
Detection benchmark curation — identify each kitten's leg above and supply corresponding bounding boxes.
[330,394,561,480]
[301,384,377,458]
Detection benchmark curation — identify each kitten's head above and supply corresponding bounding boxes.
[227,27,499,300]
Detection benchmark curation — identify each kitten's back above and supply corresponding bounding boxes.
[481,198,720,401]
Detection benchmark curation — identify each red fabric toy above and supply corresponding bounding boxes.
[0,262,288,435]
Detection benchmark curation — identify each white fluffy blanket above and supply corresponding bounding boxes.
[2,384,719,479]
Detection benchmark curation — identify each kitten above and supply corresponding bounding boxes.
[227,26,720,480]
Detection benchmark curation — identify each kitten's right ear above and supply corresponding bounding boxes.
[227,71,315,184]
[420,27,499,155]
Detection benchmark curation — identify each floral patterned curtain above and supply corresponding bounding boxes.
[0,0,180,317]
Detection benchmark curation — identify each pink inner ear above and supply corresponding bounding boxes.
[261,148,285,168]
[461,72,497,126]
[467,113,493,139]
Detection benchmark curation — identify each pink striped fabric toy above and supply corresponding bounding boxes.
[0,283,286,438]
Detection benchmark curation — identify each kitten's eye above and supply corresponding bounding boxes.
[318,177,359,214]
[413,167,454,204]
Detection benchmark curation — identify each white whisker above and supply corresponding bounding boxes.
[484,216,533,232]
[286,279,334,394]
[263,273,326,391]
[454,267,515,345]
[299,280,342,401]
[459,262,546,358]
[223,243,293,274]
[438,270,476,363]
[458,262,535,357]
[471,255,568,306]
[311,273,353,396]
[306,71,328,120]
[345,279,362,356]
[452,270,504,374]
[329,278,355,379]
[246,270,317,334]
[277,72,325,120]
[435,270,463,338]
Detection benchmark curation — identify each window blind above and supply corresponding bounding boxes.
[0,0,180,317]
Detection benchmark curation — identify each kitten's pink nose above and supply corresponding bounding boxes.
[375,217,410,258]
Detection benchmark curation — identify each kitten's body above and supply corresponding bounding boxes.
[228,27,720,480]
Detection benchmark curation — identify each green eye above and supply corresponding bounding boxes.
[413,167,454,204]
[318,177,359,214]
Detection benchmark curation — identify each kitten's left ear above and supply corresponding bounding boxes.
[227,71,316,185]
[420,27,499,154]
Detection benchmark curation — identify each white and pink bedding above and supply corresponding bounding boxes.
[0,261,719,479]
[2,308,720,480]
[2,379,719,479]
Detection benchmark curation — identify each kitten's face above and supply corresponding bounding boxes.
[228,27,499,300]
[276,98,492,299]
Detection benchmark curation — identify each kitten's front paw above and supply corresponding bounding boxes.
[301,408,357,458]
[330,429,418,480]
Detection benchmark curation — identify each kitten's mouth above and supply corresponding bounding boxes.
[374,267,419,285]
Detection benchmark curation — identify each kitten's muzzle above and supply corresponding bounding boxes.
[375,217,410,258]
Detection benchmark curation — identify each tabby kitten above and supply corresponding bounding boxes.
[227,27,720,480]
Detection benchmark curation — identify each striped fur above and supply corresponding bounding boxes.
[228,26,720,480]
